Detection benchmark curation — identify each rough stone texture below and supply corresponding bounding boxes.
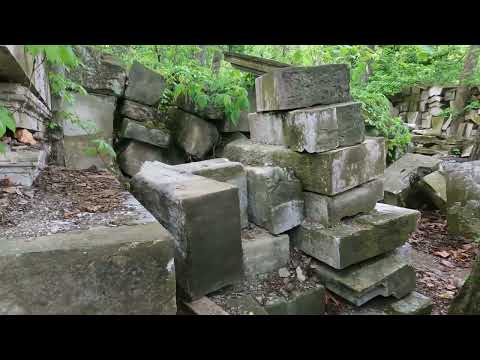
[449,255,480,314]
[241,226,290,276]
[218,87,256,132]
[384,153,441,207]
[183,297,229,315]
[130,162,243,301]
[248,111,286,146]
[225,295,268,315]
[118,141,170,177]
[171,108,219,159]
[68,45,127,97]
[0,148,47,186]
[447,200,480,238]
[172,158,248,229]
[120,118,170,148]
[264,285,325,315]
[214,132,248,158]
[0,197,176,315]
[0,83,51,134]
[223,51,290,76]
[304,179,384,226]
[311,250,416,306]
[120,100,158,123]
[224,137,385,196]
[417,170,447,211]
[293,203,419,269]
[386,292,433,315]
[246,166,304,234]
[255,65,351,112]
[124,61,166,106]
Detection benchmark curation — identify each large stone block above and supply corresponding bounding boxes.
[224,137,385,196]
[246,166,304,234]
[68,45,127,97]
[255,65,351,112]
[443,161,480,206]
[383,153,441,207]
[0,196,176,315]
[304,179,384,226]
[311,250,416,306]
[293,203,420,269]
[0,148,47,186]
[241,226,290,276]
[264,285,325,315]
[120,100,158,123]
[131,162,243,300]
[172,158,248,229]
[417,170,447,211]
[386,292,433,315]
[120,118,170,148]
[118,140,170,177]
[125,61,166,106]
[447,200,480,238]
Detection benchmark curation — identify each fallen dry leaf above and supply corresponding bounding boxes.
[440,260,455,268]
[434,250,450,258]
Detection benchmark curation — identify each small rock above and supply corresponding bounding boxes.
[296,266,306,282]
[278,267,290,278]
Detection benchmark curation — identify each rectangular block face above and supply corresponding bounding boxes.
[292,203,420,269]
[131,163,243,301]
[125,61,166,106]
[265,286,325,315]
[311,250,416,306]
[304,179,384,226]
[120,119,171,148]
[255,65,351,112]
[242,226,290,277]
[0,222,176,315]
[224,137,385,195]
[246,166,304,234]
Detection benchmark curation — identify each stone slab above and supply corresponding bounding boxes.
[386,292,433,315]
[118,140,170,177]
[225,295,268,315]
[311,250,416,306]
[304,179,384,226]
[241,226,290,277]
[125,61,166,106]
[0,148,47,186]
[293,203,419,269]
[264,285,325,315]
[120,118,170,148]
[223,51,290,76]
[172,158,248,229]
[255,65,351,112]
[120,100,158,123]
[131,162,243,301]
[246,166,304,234]
[417,170,447,211]
[183,297,229,315]
[0,196,176,315]
[224,137,385,196]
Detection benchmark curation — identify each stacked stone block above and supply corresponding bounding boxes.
[225,64,424,308]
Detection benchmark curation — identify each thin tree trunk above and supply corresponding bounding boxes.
[197,45,207,66]
[48,63,66,166]
[360,45,376,84]
[211,48,223,75]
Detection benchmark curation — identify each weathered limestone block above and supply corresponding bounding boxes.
[246,166,304,234]
[169,108,219,159]
[130,162,243,301]
[68,45,127,97]
[248,112,286,146]
[449,254,480,314]
[0,149,47,186]
[384,153,441,207]
[447,200,480,238]
[264,285,325,315]
[0,196,176,315]
[120,100,158,123]
[255,65,351,112]
[223,51,290,76]
[125,61,166,106]
[417,170,447,211]
[120,118,170,148]
[292,203,420,269]
[215,132,249,158]
[0,83,51,134]
[225,295,268,315]
[386,292,433,315]
[443,161,480,206]
[118,141,170,177]
[241,226,290,276]
[183,297,229,315]
[224,137,385,196]
[172,158,248,229]
[311,250,416,306]
[304,179,384,226]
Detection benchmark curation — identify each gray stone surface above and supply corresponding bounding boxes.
[241,226,290,277]
[255,65,351,112]
[120,100,158,123]
[386,292,433,315]
[125,61,166,106]
[171,108,219,159]
[264,285,325,315]
[248,111,286,146]
[172,158,248,229]
[304,179,384,226]
[293,203,419,269]
[183,297,229,315]
[246,166,304,234]
[225,295,268,315]
[131,162,243,301]
[384,153,441,207]
[311,250,416,306]
[68,45,127,97]
[218,87,256,132]
[118,140,170,177]
[215,132,248,158]
[0,148,47,186]
[120,118,170,148]
[447,200,480,238]
[417,170,447,211]
[224,137,385,196]
[0,197,176,315]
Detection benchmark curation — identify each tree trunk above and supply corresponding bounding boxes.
[197,45,207,66]
[211,48,223,75]
[360,45,376,84]
[47,65,66,166]
[451,45,480,134]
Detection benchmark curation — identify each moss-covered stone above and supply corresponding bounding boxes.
[449,255,480,314]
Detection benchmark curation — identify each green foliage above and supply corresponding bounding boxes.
[451,147,461,156]
[0,107,16,154]
[25,45,80,68]
[465,99,480,112]
[85,139,116,160]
